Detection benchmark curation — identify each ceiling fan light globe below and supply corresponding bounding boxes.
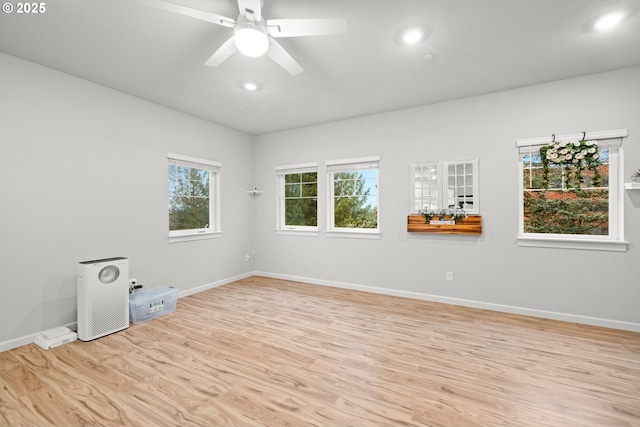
[234,24,269,57]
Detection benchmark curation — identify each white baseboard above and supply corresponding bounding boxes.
[4,270,637,353]
[0,272,255,354]
[255,271,640,333]
[176,272,254,299]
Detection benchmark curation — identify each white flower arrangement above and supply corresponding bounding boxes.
[539,139,603,189]
[542,140,600,167]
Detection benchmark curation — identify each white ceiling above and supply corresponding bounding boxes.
[1,0,639,135]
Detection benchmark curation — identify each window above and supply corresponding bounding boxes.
[326,156,380,238]
[517,129,627,251]
[275,162,318,236]
[411,160,479,214]
[168,153,221,243]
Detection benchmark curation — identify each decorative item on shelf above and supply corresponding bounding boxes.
[539,138,601,189]
[422,207,467,224]
[627,170,640,190]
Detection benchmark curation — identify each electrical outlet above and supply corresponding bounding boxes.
[446,272,453,282]
[128,278,143,294]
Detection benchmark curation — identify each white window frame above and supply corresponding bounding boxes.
[516,129,628,252]
[275,162,319,236]
[326,155,380,239]
[410,159,479,214]
[168,152,222,243]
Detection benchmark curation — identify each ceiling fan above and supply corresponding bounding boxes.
[146,0,346,75]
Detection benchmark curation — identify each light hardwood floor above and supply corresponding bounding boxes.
[2,276,639,426]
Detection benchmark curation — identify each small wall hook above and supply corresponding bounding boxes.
[551,133,556,143]
[582,131,586,141]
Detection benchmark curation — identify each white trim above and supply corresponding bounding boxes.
[611,148,624,240]
[275,228,319,237]
[254,271,640,333]
[325,229,381,239]
[275,161,318,173]
[326,155,380,167]
[168,230,222,243]
[6,270,638,353]
[516,236,628,251]
[515,129,627,147]
[167,152,222,169]
[176,272,254,298]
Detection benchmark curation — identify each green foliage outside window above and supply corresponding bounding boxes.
[169,165,210,231]
[523,190,608,235]
[333,171,378,229]
[284,172,317,226]
[522,143,609,235]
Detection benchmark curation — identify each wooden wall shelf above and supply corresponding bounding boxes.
[407,215,482,235]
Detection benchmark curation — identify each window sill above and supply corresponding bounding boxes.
[517,236,628,252]
[326,229,381,240]
[275,228,319,237]
[168,230,222,243]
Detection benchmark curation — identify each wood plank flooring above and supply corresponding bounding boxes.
[1,276,640,426]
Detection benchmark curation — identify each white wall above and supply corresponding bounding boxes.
[0,53,255,346]
[253,66,640,330]
[1,52,638,350]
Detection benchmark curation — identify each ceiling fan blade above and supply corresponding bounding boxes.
[143,0,236,28]
[204,36,237,67]
[266,37,303,76]
[237,0,263,22]
[266,18,346,37]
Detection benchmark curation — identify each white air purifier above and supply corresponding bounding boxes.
[77,257,129,341]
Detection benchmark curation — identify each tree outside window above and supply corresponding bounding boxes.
[333,169,378,229]
[284,172,318,227]
[275,163,318,235]
[169,165,211,231]
[326,156,380,235]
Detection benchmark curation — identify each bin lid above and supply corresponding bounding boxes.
[130,286,176,302]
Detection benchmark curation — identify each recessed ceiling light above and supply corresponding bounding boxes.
[594,13,624,31]
[402,28,423,44]
[240,81,261,91]
[243,82,258,91]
